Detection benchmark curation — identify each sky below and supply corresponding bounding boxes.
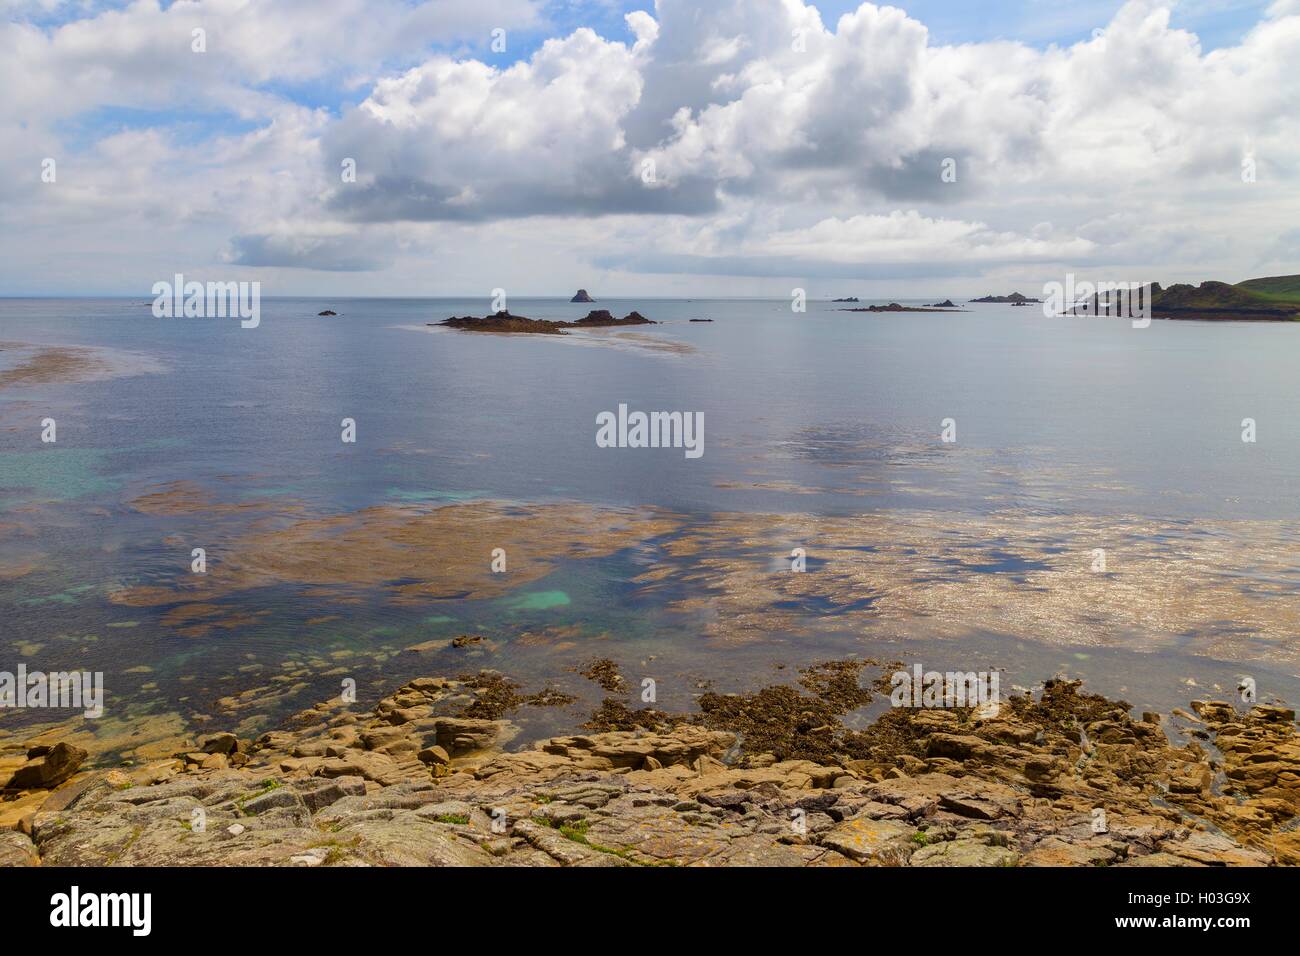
[2,0,1298,297]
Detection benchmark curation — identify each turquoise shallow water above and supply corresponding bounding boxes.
[1,296,1299,741]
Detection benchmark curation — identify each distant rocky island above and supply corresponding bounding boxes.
[435,309,654,335]
[570,289,595,303]
[841,302,962,313]
[832,296,859,302]
[970,292,1040,304]
[318,310,337,316]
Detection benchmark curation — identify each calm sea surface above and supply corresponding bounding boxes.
[2,297,1298,746]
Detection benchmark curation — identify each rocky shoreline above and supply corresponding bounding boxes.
[2,659,1296,867]
[1143,280,1300,321]
[1059,277,1300,322]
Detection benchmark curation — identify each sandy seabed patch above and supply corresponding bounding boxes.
[396,323,696,356]
[0,341,165,390]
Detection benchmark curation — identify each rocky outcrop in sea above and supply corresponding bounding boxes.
[434,310,655,335]
[970,292,1039,303]
[841,303,961,313]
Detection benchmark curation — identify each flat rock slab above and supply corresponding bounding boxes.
[910,839,1019,867]
[820,818,917,864]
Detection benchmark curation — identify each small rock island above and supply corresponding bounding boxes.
[570,289,594,303]
[840,302,962,313]
[318,310,338,316]
[434,309,655,335]
[969,292,1040,304]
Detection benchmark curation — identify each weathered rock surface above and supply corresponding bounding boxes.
[0,830,38,866]
[3,673,1295,867]
[2,742,87,791]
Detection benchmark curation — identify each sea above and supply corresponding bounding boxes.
[2,296,1298,751]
